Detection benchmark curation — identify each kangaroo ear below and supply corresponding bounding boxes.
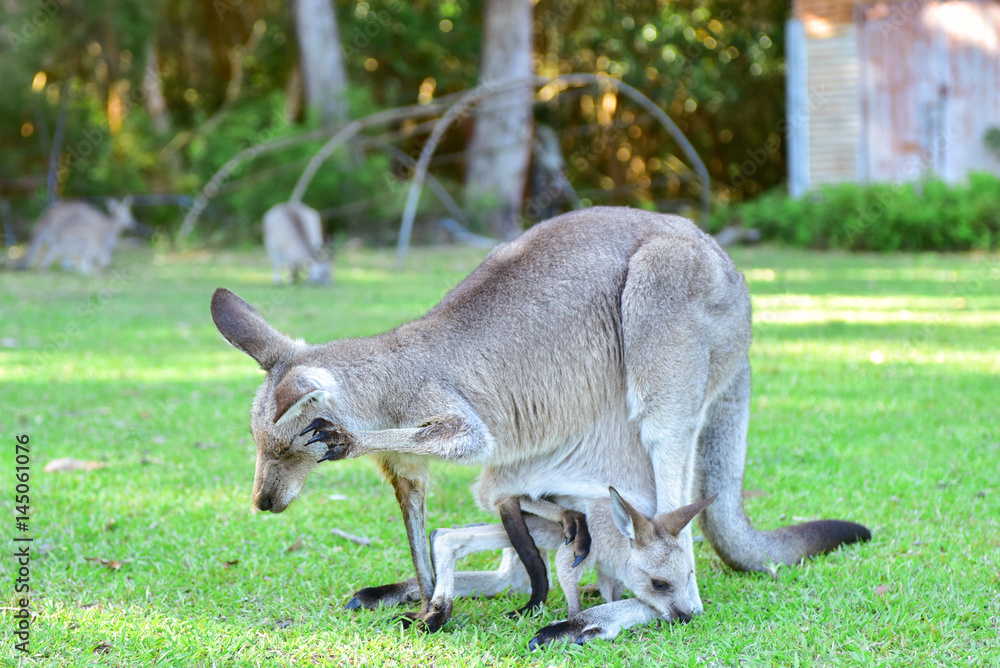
[609,487,654,546]
[657,494,718,538]
[272,367,335,425]
[211,288,294,371]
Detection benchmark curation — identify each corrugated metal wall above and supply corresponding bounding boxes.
[860,0,1000,183]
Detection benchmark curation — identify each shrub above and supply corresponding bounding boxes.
[713,175,1000,251]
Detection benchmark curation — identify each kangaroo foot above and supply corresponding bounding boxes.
[528,618,595,649]
[345,579,420,610]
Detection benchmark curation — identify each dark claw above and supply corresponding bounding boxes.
[306,421,355,463]
[299,417,329,437]
[317,446,347,463]
[344,596,362,610]
[561,510,591,566]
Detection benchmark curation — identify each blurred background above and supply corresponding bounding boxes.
[1,0,998,252]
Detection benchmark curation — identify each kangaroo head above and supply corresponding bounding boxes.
[106,196,137,233]
[211,288,347,513]
[608,487,717,622]
[305,254,331,286]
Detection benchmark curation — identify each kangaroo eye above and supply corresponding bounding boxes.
[651,579,672,591]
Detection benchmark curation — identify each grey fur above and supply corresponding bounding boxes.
[420,491,715,637]
[210,206,870,634]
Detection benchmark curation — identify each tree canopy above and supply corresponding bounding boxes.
[1,0,789,240]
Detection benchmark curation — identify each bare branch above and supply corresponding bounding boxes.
[395,74,711,270]
[176,94,467,241]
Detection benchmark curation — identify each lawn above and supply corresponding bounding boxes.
[1,243,998,667]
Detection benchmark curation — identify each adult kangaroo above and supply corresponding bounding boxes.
[17,197,136,274]
[210,207,870,631]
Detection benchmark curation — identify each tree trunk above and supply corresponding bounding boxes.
[144,43,170,135]
[465,0,534,239]
[292,0,350,127]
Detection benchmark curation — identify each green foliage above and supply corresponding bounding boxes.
[2,0,789,242]
[535,0,788,207]
[715,175,1000,251]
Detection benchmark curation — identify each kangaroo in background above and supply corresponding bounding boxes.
[262,202,331,285]
[17,197,136,274]
[210,206,870,636]
[420,490,716,644]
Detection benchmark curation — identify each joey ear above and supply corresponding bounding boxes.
[211,288,294,371]
[658,494,718,538]
[609,487,654,546]
[273,369,333,424]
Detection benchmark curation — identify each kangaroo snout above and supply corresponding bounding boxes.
[254,493,273,512]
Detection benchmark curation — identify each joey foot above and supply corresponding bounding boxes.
[344,581,420,610]
[300,418,355,462]
[528,618,598,649]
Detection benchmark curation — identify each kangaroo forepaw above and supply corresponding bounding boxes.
[560,510,591,566]
[302,419,355,462]
[394,608,450,633]
[300,417,331,437]
[528,618,594,649]
[393,611,422,628]
[418,607,451,633]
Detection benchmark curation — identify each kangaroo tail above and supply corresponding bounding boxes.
[695,361,871,572]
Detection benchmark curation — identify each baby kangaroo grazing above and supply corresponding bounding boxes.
[420,490,716,643]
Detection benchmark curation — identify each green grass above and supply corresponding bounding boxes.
[2,244,998,667]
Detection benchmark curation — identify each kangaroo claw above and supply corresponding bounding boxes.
[305,421,355,462]
[299,417,330,437]
[560,509,591,566]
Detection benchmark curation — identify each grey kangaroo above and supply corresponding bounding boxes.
[210,207,870,636]
[18,197,136,274]
[262,202,331,285]
[423,490,717,647]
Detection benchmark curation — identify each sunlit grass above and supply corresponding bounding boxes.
[1,244,998,667]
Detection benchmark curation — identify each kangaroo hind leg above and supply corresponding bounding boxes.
[695,358,872,573]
